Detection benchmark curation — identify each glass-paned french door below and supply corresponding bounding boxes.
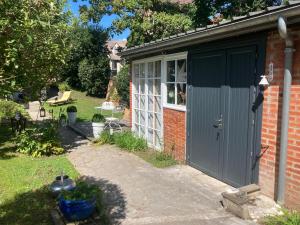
[133,61,162,149]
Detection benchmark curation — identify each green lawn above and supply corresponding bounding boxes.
[45,90,122,122]
[0,125,79,225]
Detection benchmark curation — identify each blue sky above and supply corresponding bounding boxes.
[67,0,130,40]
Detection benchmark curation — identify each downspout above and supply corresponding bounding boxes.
[277,16,295,204]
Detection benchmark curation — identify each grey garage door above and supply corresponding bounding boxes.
[187,46,260,187]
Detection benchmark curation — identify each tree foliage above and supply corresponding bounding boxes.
[79,0,195,47]
[78,57,110,97]
[116,65,129,106]
[0,0,71,99]
[193,0,283,26]
[61,24,110,97]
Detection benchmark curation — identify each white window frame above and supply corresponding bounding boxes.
[162,52,187,112]
[131,52,187,149]
[132,56,164,150]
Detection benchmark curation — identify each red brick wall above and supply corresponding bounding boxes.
[163,108,186,161]
[260,27,300,210]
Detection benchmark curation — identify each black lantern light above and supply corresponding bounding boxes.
[40,107,46,117]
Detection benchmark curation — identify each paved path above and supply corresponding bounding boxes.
[65,129,256,225]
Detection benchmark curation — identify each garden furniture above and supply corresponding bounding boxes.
[95,101,122,132]
[47,91,72,105]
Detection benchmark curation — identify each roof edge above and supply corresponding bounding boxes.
[121,4,300,59]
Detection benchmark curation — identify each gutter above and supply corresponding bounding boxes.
[277,16,295,205]
[121,4,300,59]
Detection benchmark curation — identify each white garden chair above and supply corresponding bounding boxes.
[95,101,122,133]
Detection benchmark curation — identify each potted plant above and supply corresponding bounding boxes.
[59,114,67,127]
[92,113,105,139]
[59,182,100,221]
[67,106,77,124]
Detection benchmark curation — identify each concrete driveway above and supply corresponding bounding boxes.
[66,133,256,225]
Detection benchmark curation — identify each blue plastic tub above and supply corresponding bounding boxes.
[59,197,96,221]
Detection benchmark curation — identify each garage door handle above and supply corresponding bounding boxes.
[214,115,223,129]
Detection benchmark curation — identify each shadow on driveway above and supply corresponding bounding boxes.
[81,176,127,225]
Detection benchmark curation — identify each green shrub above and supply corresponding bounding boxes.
[0,100,29,120]
[16,122,65,157]
[92,113,105,123]
[263,210,300,225]
[60,113,67,120]
[58,82,71,92]
[66,105,77,112]
[61,181,101,201]
[113,131,147,152]
[96,131,147,152]
[155,152,174,162]
[96,130,115,145]
[116,65,129,106]
[60,181,108,223]
[78,57,110,97]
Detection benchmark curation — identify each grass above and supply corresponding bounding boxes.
[113,131,148,152]
[262,210,300,225]
[44,89,122,122]
[96,131,147,152]
[0,125,79,225]
[96,131,177,168]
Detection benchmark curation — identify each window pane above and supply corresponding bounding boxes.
[154,79,161,95]
[154,130,161,148]
[167,61,175,82]
[148,79,153,95]
[133,79,139,94]
[134,94,139,108]
[140,95,145,109]
[148,113,153,129]
[134,64,139,77]
[140,110,145,125]
[140,125,145,137]
[147,129,153,144]
[148,95,153,112]
[134,124,139,133]
[155,113,161,131]
[177,83,186,106]
[154,96,161,113]
[112,61,117,70]
[177,59,187,82]
[155,61,161,77]
[140,63,145,78]
[148,62,154,78]
[140,79,145,94]
[134,110,139,123]
[167,83,175,104]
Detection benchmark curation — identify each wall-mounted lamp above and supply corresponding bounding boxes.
[259,62,274,88]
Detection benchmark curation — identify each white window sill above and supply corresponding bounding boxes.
[163,104,186,112]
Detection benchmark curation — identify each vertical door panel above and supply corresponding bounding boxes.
[189,51,226,178]
[188,46,259,187]
[222,47,256,186]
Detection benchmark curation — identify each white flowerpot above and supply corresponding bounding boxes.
[92,122,105,139]
[67,112,77,124]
